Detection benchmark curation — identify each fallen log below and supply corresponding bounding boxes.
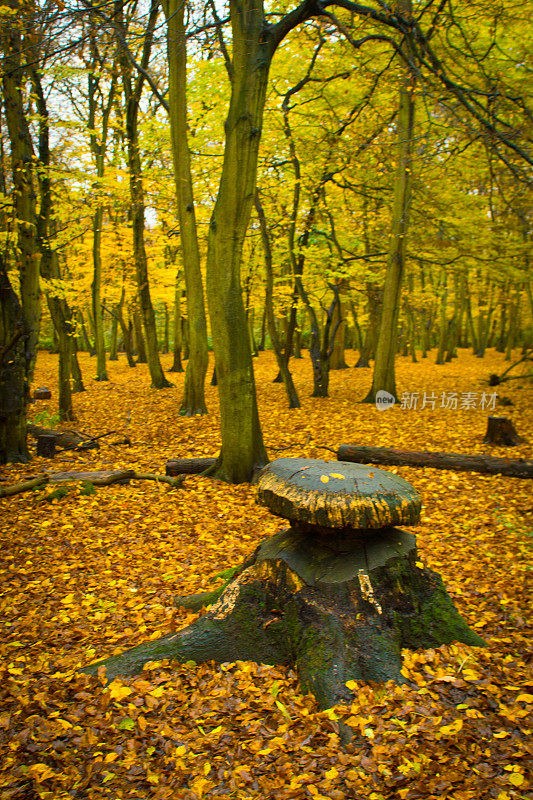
[337,444,533,479]
[0,475,49,498]
[0,470,184,498]
[166,457,217,476]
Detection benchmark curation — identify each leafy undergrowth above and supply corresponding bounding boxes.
[0,349,531,800]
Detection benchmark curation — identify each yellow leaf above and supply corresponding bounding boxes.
[345,679,358,691]
[516,693,533,703]
[325,767,339,780]
[328,473,345,479]
[108,680,133,701]
[509,773,524,787]
[28,764,58,782]
[104,753,119,763]
[320,475,329,483]
[439,719,463,735]
[190,777,211,798]
[149,686,165,698]
[175,745,187,756]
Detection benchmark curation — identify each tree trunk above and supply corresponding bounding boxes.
[0,257,29,463]
[109,307,119,361]
[204,0,270,481]
[119,11,172,390]
[1,3,41,382]
[169,274,183,372]
[356,284,382,367]
[329,296,348,369]
[133,309,147,363]
[366,0,415,401]
[255,193,300,408]
[32,69,75,421]
[164,0,208,413]
[91,205,108,381]
[84,525,484,712]
[337,443,533,479]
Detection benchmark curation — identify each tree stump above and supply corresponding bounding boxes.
[83,459,485,710]
[33,387,52,400]
[36,435,56,458]
[483,416,523,446]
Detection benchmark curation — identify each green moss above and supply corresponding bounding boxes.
[395,584,486,649]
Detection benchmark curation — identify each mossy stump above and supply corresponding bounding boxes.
[84,459,485,709]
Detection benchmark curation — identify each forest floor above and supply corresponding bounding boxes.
[0,348,531,800]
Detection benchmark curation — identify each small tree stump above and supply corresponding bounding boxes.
[36,435,56,458]
[33,387,52,400]
[84,459,485,710]
[483,416,523,446]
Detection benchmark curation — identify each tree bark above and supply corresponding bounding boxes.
[1,1,41,382]
[365,0,415,401]
[83,525,484,711]
[483,416,523,446]
[163,0,208,413]
[169,274,183,373]
[203,0,270,481]
[0,257,29,463]
[329,296,348,369]
[118,0,172,389]
[255,193,300,408]
[337,444,533,479]
[166,457,217,476]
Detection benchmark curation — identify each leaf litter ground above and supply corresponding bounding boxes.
[0,349,531,800]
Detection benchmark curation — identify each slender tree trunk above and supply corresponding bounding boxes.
[163,0,208,413]
[329,296,348,369]
[132,308,146,363]
[71,346,85,392]
[255,193,300,408]
[109,304,119,361]
[356,284,382,367]
[117,295,136,368]
[32,66,75,420]
[91,204,108,380]
[162,303,170,354]
[118,4,172,389]
[365,0,415,402]
[169,274,183,372]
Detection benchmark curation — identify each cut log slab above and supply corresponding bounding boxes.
[166,457,217,476]
[83,526,484,709]
[257,458,422,530]
[337,445,533,479]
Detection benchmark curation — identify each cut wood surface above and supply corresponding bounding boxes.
[166,457,217,476]
[337,444,533,479]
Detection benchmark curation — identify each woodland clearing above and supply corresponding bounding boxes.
[0,349,531,800]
